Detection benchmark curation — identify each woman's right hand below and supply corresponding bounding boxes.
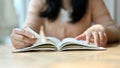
[11,28,37,49]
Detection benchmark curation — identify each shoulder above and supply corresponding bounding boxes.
[29,0,46,4]
[89,0,105,6]
[29,0,46,9]
[89,0,104,3]
[89,0,107,12]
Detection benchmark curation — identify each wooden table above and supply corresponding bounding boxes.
[0,43,120,68]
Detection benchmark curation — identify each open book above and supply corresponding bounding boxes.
[13,27,106,52]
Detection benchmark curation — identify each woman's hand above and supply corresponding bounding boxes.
[75,24,107,47]
[11,28,37,49]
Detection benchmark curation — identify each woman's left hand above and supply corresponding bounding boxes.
[75,24,107,47]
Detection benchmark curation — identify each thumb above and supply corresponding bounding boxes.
[75,33,86,40]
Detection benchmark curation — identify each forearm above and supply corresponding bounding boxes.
[23,0,45,33]
[24,22,42,34]
[24,16,43,34]
[104,23,120,43]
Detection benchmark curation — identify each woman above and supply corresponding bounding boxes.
[11,0,120,49]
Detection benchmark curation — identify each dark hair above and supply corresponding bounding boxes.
[39,0,88,24]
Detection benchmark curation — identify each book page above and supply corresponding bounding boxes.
[13,27,59,52]
[59,38,105,50]
[46,37,61,48]
[61,45,106,51]
[24,27,66,50]
[13,39,57,52]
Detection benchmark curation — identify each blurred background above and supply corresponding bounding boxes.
[0,0,120,45]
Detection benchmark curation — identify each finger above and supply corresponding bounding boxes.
[12,34,36,44]
[85,32,92,44]
[12,39,32,49]
[13,28,35,39]
[75,33,86,40]
[98,32,104,47]
[98,32,107,47]
[103,33,107,47]
[92,32,99,46]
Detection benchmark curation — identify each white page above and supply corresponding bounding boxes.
[60,38,99,49]
[46,37,61,49]
[24,27,61,49]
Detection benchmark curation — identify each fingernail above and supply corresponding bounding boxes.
[31,35,35,38]
[86,40,89,44]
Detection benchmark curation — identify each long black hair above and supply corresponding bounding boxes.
[39,0,89,24]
